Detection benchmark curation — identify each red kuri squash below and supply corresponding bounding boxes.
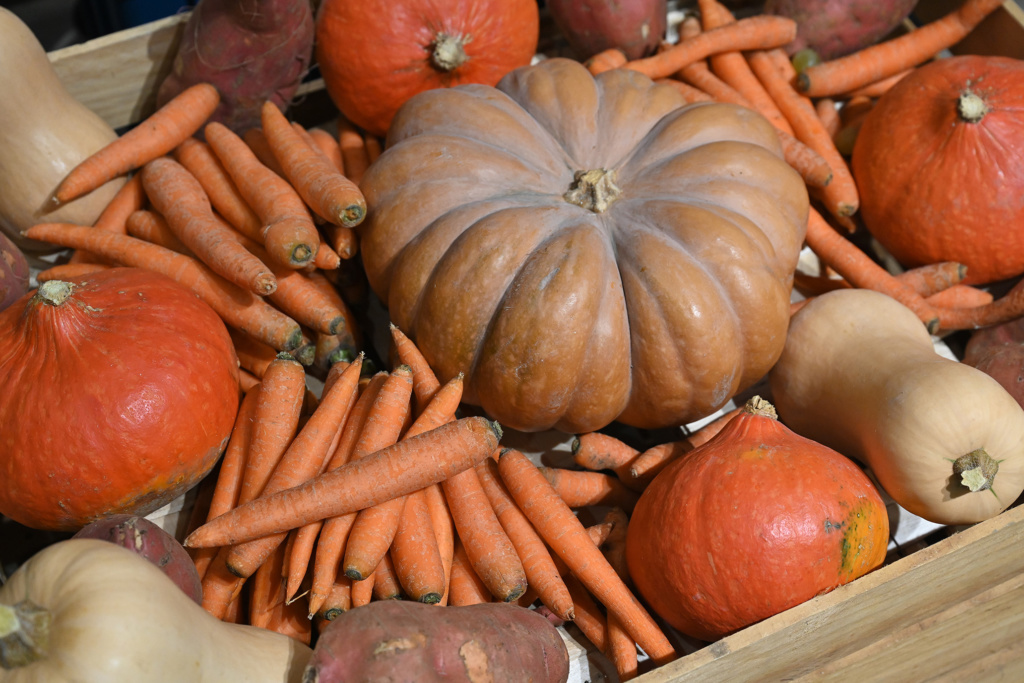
[314,0,540,138]
[0,267,240,531]
[852,55,1024,285]
[625,396,889,641]
[359,58,809,433]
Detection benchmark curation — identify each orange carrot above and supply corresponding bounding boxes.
[389,489,446,603]
[628,407,742,484]
[572,432,640,481]
[36,262,111,283]
[498,448,677,665]
[249,540,288,629]
[307,127,345,174]
[841,69,912,99]
[92,173,147,235]
[24,222,303,351]
[654,77,713,103]
[337,117,370,186]
[389,323,442,415]
[424,482,455,605]
[926,284,995,309]
[313,242,342,270]
[125,209,193,255]
[317,578,353,621]
[229,327,279,378]
[205,121,321,269]
[237,354,308,507]
[305,269,362,347]
[585,47,628,75]
[200,547,246,620]
[225,358,363,579]
[238,368,260,393]
[815,98,841,138]
[934,276,1024,331]
[623,15,798,80]
[585,521,615,548]
[242,127,285,177]
[372,552,404,601]
[607,614,640,680]
[539,467,640,513]
[442,464,528,603]
[447,538,492,607]
[174,137,264,243]
[140,157,277,295]
[261,102,366,228]
[563,571,609,653]
[477,458,575,621]
[747,49,859,219]
[322,223,359,260]
[364,135,383,165]
[797,0,1004,97]
[898,261,968,297]
[350,572,375,608]
[804,207,940,332]
[698,0,795,137]
[52,83,219,204]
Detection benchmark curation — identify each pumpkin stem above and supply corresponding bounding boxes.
[953,448,999,492]
[957,90,988,124]
[743,395,778,420]
[431,33,470,72]
[0,600,51,669]
[564,169,622,213]
[34,280,74,307]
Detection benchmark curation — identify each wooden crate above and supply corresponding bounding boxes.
[42,3,1024,681]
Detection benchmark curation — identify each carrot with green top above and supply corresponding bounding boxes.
[174,137,264,243]
[797,0,1004,97]
[498,448,677,665]
[205,121,320,269]
[261,101,366,228]
[23,222,303,351]
[804,207,941,332]
[622,15,797,81]
[52,83,220,205]
[225,358,364,579]
[141,157,278,295]
[477,457,574,621]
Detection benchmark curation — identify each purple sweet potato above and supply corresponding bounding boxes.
[305,601,570,683]
[73,514,203,604]
[547,0,667,61]
[156,0,315,134]
[764,0,919,60]
[0,230,30,312]
[963,318,1024,411]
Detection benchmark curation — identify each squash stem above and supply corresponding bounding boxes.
[953,448,999,492]
[0,600,50,669]
[431,33,469,71]
[563,169,622,213]
[34,280,74,307]
[743,395,778,420]
[957,91,988,124]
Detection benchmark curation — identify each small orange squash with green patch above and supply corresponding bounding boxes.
[625,396,889,642]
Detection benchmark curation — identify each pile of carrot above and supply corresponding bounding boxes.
[588,0,1017,334]
[176,323,714,678]
[25,84,387,381]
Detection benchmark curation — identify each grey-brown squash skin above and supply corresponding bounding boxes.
[769,288,1024,525]
[360,58,808,433]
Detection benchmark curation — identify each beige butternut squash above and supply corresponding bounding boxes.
[769,288,1024,525]
[0,8,126,253]
[0,539,311,682]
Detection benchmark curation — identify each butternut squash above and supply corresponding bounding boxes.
[0,8,126,253]
[769,288,1024,525]
[0,539,311,682]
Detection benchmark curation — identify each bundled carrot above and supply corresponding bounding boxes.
[261,101,366,228]
[52,83,220,205]
[140,157,278,295]
[23,223,303,352]
[796,0,1005,97]
[205,121,321,269]
[174,137,264,243]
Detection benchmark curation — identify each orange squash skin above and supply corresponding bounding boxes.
[0,267,240,531]
[315,0,540,138]
[852,55,1024,285]
[625,401,889,641]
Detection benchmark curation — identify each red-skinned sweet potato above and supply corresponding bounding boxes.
[764,0,919,60]
[156,0,315,134]
[547,0,667,61]
[305,601,570,683]
[0,230,29,311]
[963,318,1024,410]
[73,514,203,604]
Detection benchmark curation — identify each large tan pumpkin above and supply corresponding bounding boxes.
[360,58,809,433]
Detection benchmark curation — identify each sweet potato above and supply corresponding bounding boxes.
[764,0,919,61]
[305,601,571,683]
[0,230,29,311]
[73,514,203,604]
[547,0,667,61]
[963,318,1024,410]
[156,0,315,134]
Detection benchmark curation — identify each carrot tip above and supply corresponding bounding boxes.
[291,244,315,267]
[328,316,348,336]
[343,568,366,581]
